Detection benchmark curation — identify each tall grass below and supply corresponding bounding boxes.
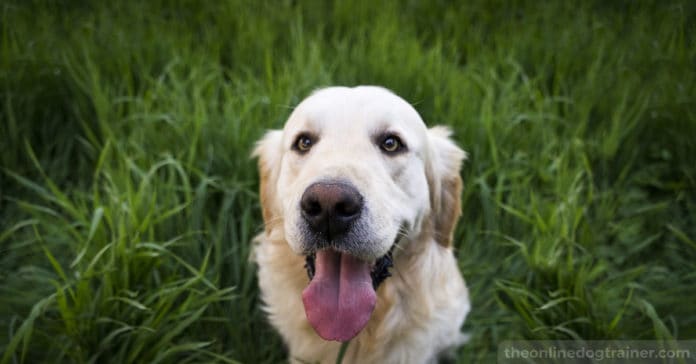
[2,1,695,362]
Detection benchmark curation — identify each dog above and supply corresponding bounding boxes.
[252,86,470,363]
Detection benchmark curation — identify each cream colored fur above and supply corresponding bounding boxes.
[252,86,470,363]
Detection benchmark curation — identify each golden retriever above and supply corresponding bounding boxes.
[253,86,470,363]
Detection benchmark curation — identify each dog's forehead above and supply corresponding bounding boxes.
[284,86,427,137]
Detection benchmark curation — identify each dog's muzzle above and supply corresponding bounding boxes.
[297,180,398,342]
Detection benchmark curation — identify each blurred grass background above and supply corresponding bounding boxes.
[1,0,695,363]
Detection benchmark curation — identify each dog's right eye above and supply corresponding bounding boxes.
[293,134,314,153]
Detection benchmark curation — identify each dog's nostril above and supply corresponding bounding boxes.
[335,201,360,217]
[302,199,322,217]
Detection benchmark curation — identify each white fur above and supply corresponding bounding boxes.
[253,86,470,363]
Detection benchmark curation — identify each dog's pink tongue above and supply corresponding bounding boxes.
[301,249,376,342]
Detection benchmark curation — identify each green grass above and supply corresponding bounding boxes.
[1,1,695,362]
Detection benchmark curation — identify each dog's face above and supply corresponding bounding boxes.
[279,86,431,260]
[255,86,465,342]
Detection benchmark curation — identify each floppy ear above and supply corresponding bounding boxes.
[426,126,467,247]
[252,130,283,233]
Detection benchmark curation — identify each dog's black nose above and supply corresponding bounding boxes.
[300,181,363,239]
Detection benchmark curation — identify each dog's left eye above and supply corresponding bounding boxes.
[380,135,404,153]
[293,134,314,153]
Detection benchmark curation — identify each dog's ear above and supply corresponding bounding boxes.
[426,126,467,247]
[252,130,283,233]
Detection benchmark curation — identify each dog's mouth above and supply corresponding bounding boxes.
[301,248,394,342]
[304,248,394,289]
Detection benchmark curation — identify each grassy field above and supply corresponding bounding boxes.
[1,1,695,363]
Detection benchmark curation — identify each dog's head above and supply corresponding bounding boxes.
[254,86,465,342]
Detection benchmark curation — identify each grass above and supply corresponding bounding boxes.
[1,0,695,362]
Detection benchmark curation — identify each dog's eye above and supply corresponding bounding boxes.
[294,134,314,153]
[380,135,403,153]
